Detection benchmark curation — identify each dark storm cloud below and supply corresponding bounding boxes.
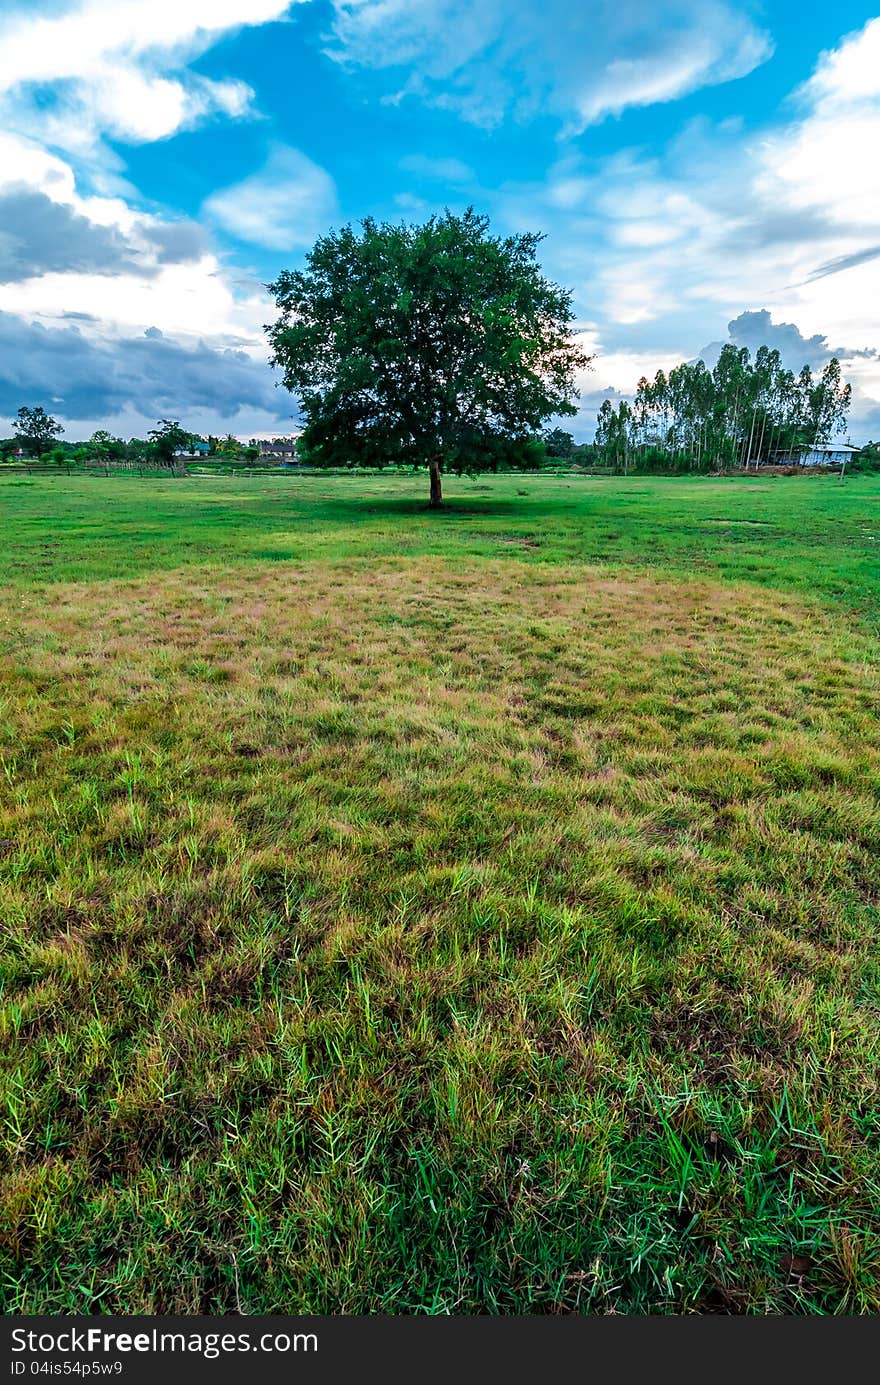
[0,188,141,283]
[0,312,291,422]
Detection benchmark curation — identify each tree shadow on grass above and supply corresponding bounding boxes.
[320,493,524,521]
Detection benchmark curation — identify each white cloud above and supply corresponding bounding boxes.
[0,127,276,437]
[0,3,325,434]
[800,15,880,109]
[204,145,338,250]
[0,0,302,155]
[487,19,880,437]
[754,20,880,234]
[327,0,772,129]
[400,155,475,184]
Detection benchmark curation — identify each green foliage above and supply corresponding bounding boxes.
[217,433,245,458]
[12,405,64,458]
[147,419,191,463]
[851,440,880,472]
[267,209,591,502]
[88,430,125,463]
[597,346,854,472]
[543,427,576,458]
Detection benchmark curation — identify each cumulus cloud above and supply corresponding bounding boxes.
[0,311,290,424]
[0,0,303,156]
[204,145,338,250]
[0,133,270,347]
[697,309,879,372]
[0,128,282,428]
[480,19,880,439]
[327,0,772,129]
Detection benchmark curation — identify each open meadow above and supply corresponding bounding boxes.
[1,470,879,1313]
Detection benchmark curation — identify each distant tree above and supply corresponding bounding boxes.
[595,399,634,470]
[13,405,63,457]
[543,427,576,458]
[596,346,853,472]
[243,445,260,464]
[856,440,880,471]
[124,437,150,463]
[218,433,243,457]
[807,358,852,447]
[267,208,591,507]
[89,430,125,467]
[147,419,190,466]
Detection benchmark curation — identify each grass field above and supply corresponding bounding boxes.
[1,470,878,1313]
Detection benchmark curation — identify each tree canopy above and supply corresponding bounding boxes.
[266,208,590,505]
[13,406,63,457]
[147,419,191,464]
[595,345,852,471]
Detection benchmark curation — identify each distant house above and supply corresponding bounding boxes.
[173,440,211,457]
[257,438,297,459]
[785,443,861,467]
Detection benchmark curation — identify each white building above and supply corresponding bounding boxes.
[792,443,861,467]
[256,438,297,459]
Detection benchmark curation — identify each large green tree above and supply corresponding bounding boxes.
[13,406,63,458]
[147,419,191,466]
[266,209,590,506]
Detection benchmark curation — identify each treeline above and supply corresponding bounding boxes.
[1,409,292,465]
[6,342,875,478]
[594,345,853,471]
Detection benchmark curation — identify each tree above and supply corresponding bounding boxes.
[217,433,244,458]
[147,419,190,466]
[89,430,125,470]
[596,345,853,472]
[543,427,576,458]
[266,208,591,507]
[807,358,851,447]
[13,406,63,458]
[595,399,635,470]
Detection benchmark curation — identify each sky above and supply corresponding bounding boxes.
[0,0,879,442]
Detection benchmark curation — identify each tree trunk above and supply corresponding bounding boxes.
[428,455,443,508]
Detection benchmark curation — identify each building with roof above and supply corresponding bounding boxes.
[788,443,861,467]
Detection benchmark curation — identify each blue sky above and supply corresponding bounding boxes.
[1,0,879,441]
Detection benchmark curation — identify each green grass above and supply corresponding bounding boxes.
[1,470,879,1313]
